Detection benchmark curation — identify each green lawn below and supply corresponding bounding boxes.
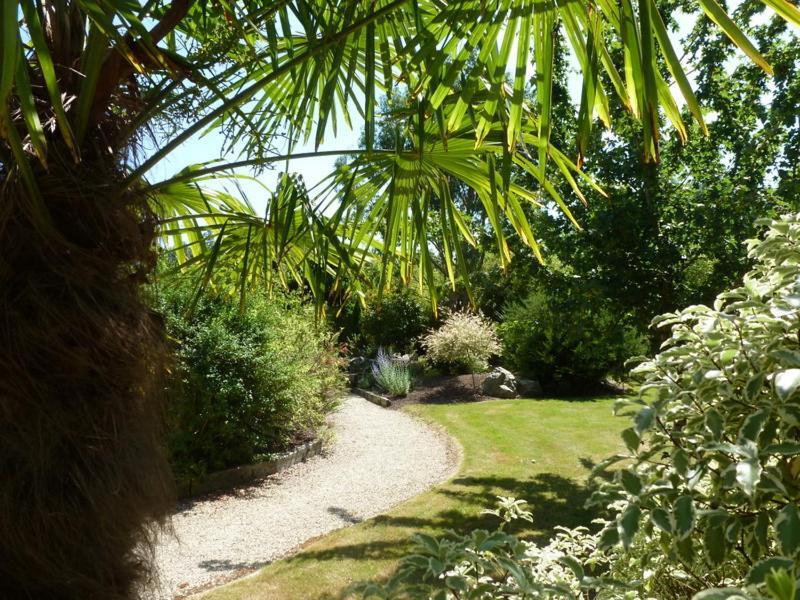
[202,397,626,600]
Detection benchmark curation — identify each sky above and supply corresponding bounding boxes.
[145,121,362,215]
[141,6,746,216]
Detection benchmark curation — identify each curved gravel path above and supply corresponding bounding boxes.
[147,395,460,599]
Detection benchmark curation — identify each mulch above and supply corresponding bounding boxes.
[388,373,490,409]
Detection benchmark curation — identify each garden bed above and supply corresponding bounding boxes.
[389,373,489,408]
[176,438,324,499]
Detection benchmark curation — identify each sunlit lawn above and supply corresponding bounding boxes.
[201,397,626,600]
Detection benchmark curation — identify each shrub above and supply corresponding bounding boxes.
[360,289,430,353]
[352,496,620,599]
[358,214,800,600]
[371,348,412,397]
[152,284,345,480]
[498,279,647,391]
[422,310,501,373]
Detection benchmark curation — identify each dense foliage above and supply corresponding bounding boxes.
[4,0,797,595]
[498,276,647,391]
[423,311,501,374]
[153,284,344,481]
[362,214,800,599]
[358,289,431,354]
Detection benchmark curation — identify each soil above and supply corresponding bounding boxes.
[389,373,490,409]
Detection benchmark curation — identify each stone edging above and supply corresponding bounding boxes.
[177,438,324,499]
[351,387,392,407]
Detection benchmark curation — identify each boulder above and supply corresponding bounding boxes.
[517,377,543,397]
[482,367,518,398]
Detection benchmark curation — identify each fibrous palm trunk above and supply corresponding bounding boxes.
[0,151,173,598]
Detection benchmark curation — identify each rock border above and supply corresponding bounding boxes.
[352,387,392,407]
[176,439,324,499]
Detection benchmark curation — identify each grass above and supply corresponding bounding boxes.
[201,397,626,600]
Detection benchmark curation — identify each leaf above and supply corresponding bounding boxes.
[621,470,642,496]
[738,409,768,443]
[775,504,800,557]
[771,350,800,368]
[765,567,797,600]
[706,409,724,441]
[0,0,19,109]
[674,448,689,476]
[746,372,766,401]
[676,534,694,562]
[760,0,800,29]
[557,555,585,580]
[703,522,727,566]
[698,0,773,74]
[634,406,656,436]
[599,523,620,549]
[650,507,673,533]
[622,427,640,453]
[775,369,800,401]
[746,557,795,585]
[674,495,695,539]
[445,575,469,592]
[618,504,641,549]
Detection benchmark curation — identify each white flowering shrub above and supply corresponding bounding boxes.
[422,311,501,373]
[351,497,628,599]
[356,215,800,600]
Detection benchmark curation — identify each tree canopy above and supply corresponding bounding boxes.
[2,0,799,310]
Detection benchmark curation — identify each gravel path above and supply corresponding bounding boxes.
[147,395,460,599]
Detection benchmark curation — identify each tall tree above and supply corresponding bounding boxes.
[1,1,798,596]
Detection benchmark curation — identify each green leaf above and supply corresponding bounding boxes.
[760,0,800,28]
[698,0,773,74]
[746,372,766,402]
[704,522,727,566]
[775,504,800,557]
[676,535,694,562]
[706,409,724,441]
[765,567,797,600]
[622,427,640,452]
[739,409,769,443]
[599,523,620,549]
[634,406,655,436]
[771,350,800,368]
[650,507,673,533]
[618,504,641,549]
[557,555,585,580]
[0,0,19,110]
[674,448,690,476]
[621,470,642,496]
[674,495,695,540]
[746,557,795,585]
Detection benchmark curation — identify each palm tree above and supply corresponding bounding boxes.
[1,1,797,597]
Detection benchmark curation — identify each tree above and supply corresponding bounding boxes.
[1,1,798,597]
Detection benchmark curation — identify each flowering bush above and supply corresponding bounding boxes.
[352,496,623,599]
[371,348,412,397]
[422,311,501,373]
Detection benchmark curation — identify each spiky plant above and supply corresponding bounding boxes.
[1,1,797,597]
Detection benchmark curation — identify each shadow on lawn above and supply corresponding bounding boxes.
[287,467,604,569]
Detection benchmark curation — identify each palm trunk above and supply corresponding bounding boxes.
[0,157,173,598]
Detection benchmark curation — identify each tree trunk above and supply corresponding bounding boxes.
[0,156,173,598]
